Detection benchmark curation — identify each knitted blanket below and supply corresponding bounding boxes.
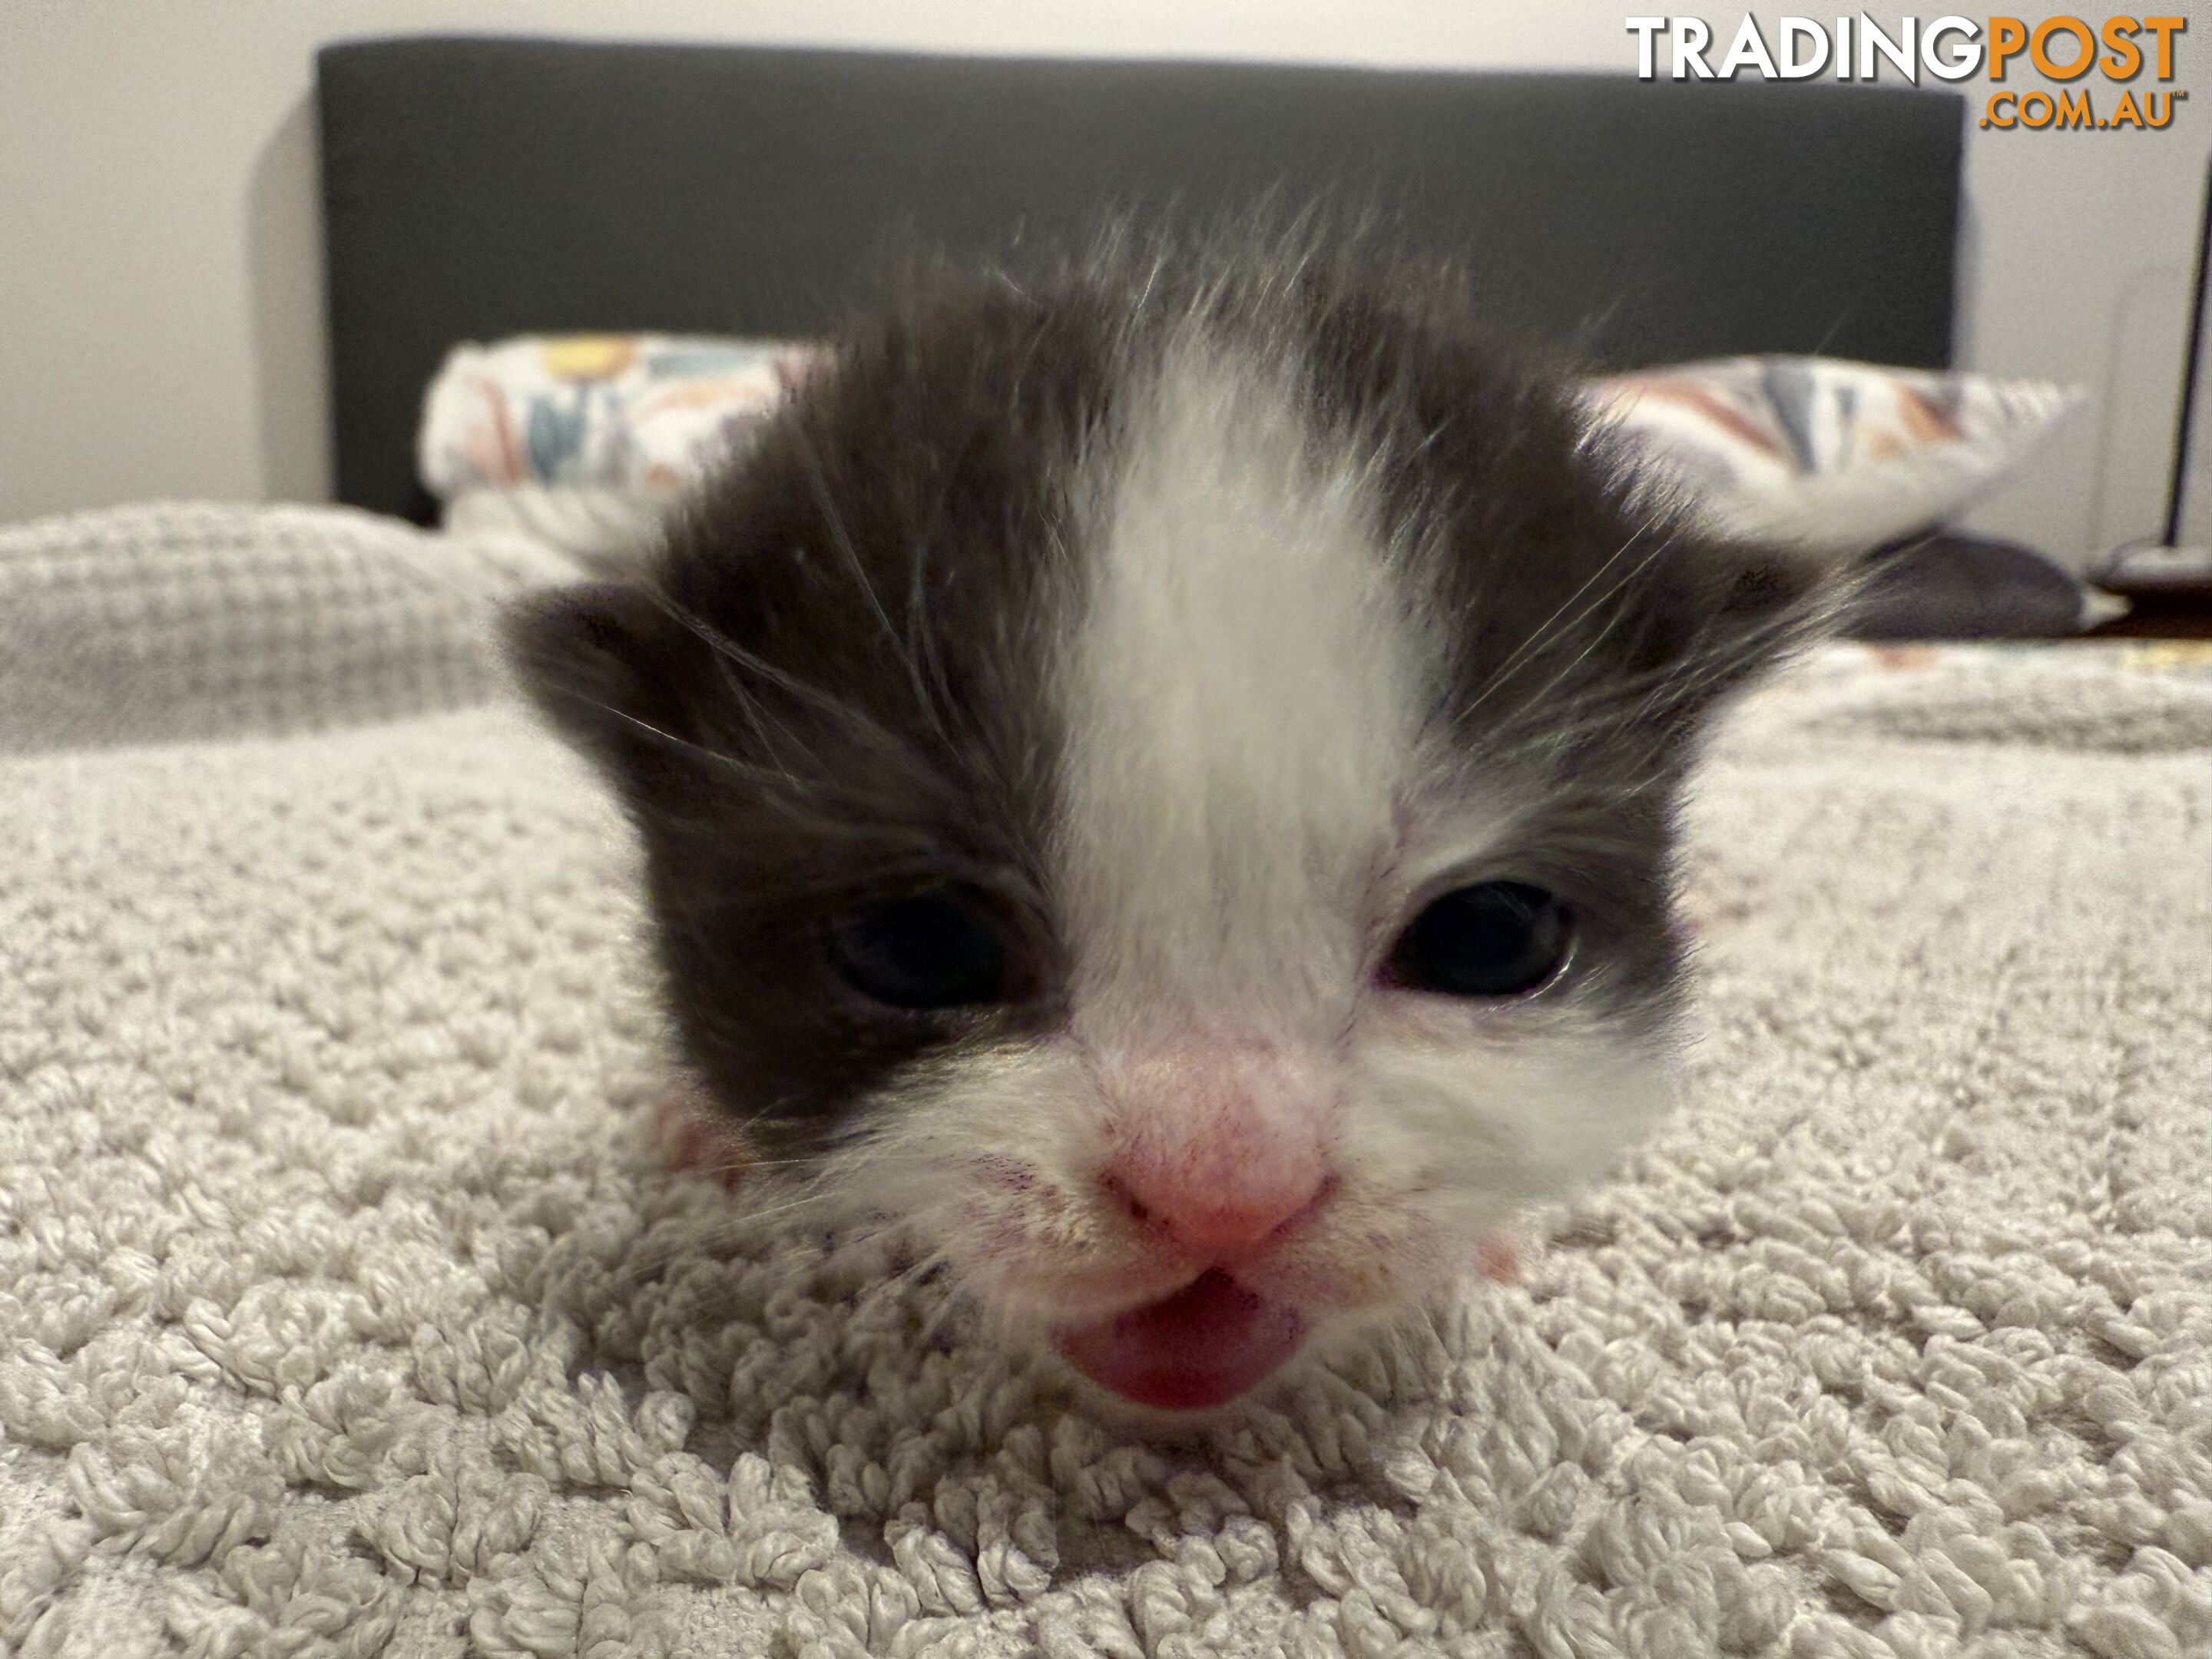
[4,504,2210,1658]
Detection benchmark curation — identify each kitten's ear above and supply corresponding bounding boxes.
[502,581,703,794]
[1639,535,1842,728]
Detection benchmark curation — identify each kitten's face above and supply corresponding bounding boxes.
[509,242,1816,1411]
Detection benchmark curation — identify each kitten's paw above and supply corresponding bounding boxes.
[651,1081,757,1189]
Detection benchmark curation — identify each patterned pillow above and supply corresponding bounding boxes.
[416,334,826,503]
[416,339,2078,565]
[1583,357,2081,556]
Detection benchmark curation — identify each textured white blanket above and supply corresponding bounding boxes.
[3,505,2210,1657]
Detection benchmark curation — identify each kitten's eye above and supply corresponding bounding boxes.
[1386,880,1572,998]
[830,891,1009,1010]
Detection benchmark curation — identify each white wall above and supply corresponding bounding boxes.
[1,2,2202,568]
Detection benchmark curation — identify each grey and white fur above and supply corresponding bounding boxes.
[505,224,1829,1411]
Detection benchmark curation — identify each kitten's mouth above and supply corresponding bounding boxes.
[1051,1268,1305,1409]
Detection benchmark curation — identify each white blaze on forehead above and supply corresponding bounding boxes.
[1056,344,1435,1028]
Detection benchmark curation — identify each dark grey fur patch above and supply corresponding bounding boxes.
[507,272,1120,1155]
[505,224,1826,1156]
[1279,241,1828,1025]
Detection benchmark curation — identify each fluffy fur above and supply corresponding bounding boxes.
[505,227,1828,1398]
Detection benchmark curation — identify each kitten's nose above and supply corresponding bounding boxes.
[1100,1041,1333,1257]
[1105,1166,1326,1253]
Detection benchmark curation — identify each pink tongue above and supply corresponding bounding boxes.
[1054,1270,1305,1410]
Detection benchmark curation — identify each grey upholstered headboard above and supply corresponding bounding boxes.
[316,37,1964,522]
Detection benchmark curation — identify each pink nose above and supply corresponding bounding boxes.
[1107,1168,1326,1253]
[1100,1042,1332,1257]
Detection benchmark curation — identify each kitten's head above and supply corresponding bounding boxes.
[507,233,1827,1412]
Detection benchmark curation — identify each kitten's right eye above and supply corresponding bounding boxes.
[829,891,1009,1010]
[1385,880,1572,998]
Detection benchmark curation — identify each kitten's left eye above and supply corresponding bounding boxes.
[1385,880,1572,998]
[829,890,1009,1009]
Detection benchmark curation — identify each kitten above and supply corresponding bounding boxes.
[505,229,1824,1412]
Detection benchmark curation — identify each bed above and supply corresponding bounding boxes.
[3,38,2210,1657]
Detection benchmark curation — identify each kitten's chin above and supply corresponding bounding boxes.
[1049,1269,1307,1410]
